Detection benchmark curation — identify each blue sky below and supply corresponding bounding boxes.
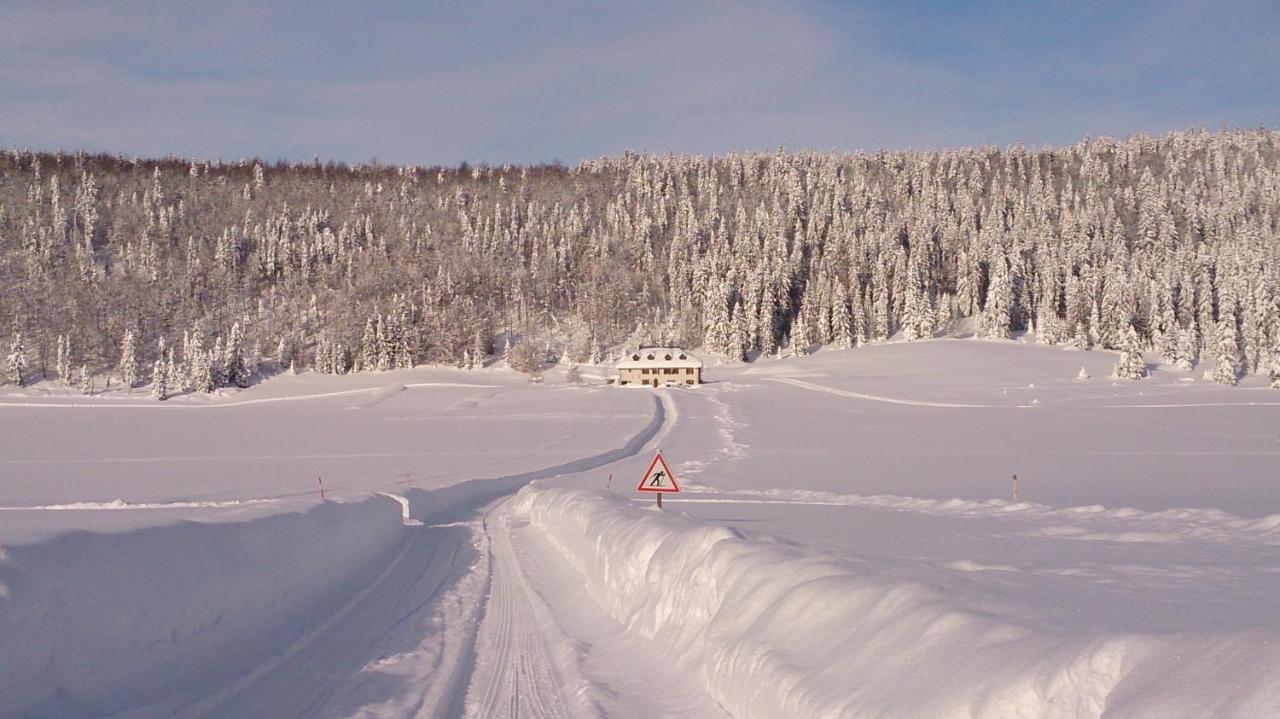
[1,1,1276,165]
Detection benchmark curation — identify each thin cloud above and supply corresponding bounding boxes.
[0,1,1275,163]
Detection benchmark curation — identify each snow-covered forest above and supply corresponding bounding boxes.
[2,129,1279,393]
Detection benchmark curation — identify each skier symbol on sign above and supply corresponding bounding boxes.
[637,451,680,493]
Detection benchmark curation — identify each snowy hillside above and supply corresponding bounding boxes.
[2,340,1279,717]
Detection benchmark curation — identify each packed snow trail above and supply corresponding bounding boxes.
[187,393,667,717]
[465,507,576,718]
[196,524,475,718]
[0,382,499,410]
[767,376,1034,408]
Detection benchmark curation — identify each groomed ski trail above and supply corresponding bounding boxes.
[767,376,1035,408]
[465,506,577,718]
[187,392,667,717]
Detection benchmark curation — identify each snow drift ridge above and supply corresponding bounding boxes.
[513,486,1280,718]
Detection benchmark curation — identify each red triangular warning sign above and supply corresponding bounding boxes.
[637,451,680,493]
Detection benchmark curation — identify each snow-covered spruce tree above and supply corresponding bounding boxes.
[1270,342,1280,389]
[1172,326,1197,371]
[165,349,178,391]
[360,316,379,371]
[79,364,92,395]
[2,130,1279,372]
[187,327,215,392]
[224,322,250,387]
[901,287,933,341]
[1213,317,1242,386]
[209,337,226,388]
[56,334,71,385]
[119,329,139,388]
[788,313,810,357]
[1113,325,1147,380]
[151,359,167,400]
[275,337,290,369]
[981,265,1012,340]
[7,331,29,387]
[831,295,854,350]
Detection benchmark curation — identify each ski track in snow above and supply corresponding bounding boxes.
[193,521,476,718]
[0,382,499,410]
[190,392,668,717]
[767,376,1036,408]
[0,498,280,511]
[0,448,591,466]
[465,506,574,719]
[704,384,748,458]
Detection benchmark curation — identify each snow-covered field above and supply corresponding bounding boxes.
[3,341,1279,717]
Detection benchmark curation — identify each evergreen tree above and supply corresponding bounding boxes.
[6,330,28,387]
[1113,325,1147,380]
[225,322,250,387]
[981,264,1012,340]
[831,295,854,349]
[360,317,379,372]
[151,359,167,400]
[1270,341,1280,390]
[1173,326,1197,371]
[119,329,139,388]
[56,334,72,386]
[1213,317,1242,386]
[79,364,92,395]
[210,337,226,388]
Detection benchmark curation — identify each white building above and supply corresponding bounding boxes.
[616,347,703,387]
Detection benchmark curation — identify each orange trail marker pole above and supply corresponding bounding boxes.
[318,476,326,501]
[1012,474,1020,502]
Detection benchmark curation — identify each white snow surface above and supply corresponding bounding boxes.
[3,342,1280,717]
[513,485,1280,717]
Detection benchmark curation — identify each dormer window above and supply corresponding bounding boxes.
[679,354,686,359]
[647,354,655,360]
[632,354,640,361]
[664,354,672,361]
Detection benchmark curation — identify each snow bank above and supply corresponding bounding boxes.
[0,497,409,717]
[679,486,1280,546]
[513,487,1280,718]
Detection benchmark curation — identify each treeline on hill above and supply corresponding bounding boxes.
[1,130,1280,398]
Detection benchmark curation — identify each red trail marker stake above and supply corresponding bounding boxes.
[318,476,326,501]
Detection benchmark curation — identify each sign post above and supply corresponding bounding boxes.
[636,450,680,509]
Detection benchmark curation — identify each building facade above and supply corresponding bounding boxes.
[616,348,702,387]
